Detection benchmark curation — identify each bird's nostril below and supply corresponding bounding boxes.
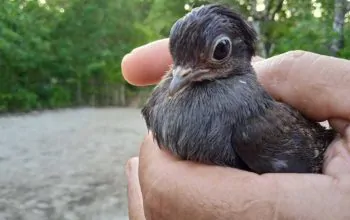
[178,69,191,77]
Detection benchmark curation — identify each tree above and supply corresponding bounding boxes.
[0,0,348,113]
[330,0,350,56]
[0,0,155,111]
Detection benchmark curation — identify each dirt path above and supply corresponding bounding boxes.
[0,107,146,220]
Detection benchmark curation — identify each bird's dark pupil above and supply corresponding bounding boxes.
[213,39,230,60]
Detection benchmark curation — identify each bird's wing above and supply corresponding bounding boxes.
[232,102,330,174]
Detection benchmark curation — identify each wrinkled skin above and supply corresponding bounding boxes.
[122,38,350,220]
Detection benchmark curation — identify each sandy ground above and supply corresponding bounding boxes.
[0,107,147,220]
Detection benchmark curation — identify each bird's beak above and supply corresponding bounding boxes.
[168,66,193,96]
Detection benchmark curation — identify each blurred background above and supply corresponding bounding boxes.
[0,0,349,219]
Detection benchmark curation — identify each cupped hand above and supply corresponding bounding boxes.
[123,38,350,220]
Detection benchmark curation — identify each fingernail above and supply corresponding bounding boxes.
[339,123,349,136]
[329,118,350,136]
[335,140,350,163]
[130,43,149,54]
[345,125,350,142]
[125,157,139,178]
[121,53,131,69]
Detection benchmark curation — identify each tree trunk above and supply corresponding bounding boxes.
[76,77,82,105]
[104,83,110,106]
[111,84,126,106]
[330,0,347,56]
[250,0,284,57]
[250,0,266,57]
[112,84,119,106]
[89,78,96,106]
[252,20,267,57]
[120,84,126,106]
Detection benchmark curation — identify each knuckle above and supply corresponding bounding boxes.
[283,50,308,59]
[143,188,167,220]
[141,170,172,219]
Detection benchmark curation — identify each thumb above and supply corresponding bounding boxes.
[126,157,146,220]
[323,128,350,177]
[329,118,350,137]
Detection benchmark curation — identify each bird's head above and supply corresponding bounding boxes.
[168,4,257,96]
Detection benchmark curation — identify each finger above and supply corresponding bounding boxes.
[139,133,250,183]
[138,134,271,220]
[138,134,348,220]
[346,124,350,142]
[138,134,187,220]
[329,118,350,136]
[254,50,350,121]
[138,134,181,194]
[121,38,172,86]
[126,157,146,220]
[323,137,350,177]
[252,56,265,62]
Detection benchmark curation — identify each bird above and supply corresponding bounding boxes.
[141,4,336,174]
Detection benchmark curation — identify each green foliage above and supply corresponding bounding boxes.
[272,14,335,55]
[0,0,154,112]
[0,89,38,112]
[145,0,349,57]
[0,0,349,112]
[339,22,350,58]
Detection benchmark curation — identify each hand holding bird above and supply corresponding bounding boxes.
[123,44,350,220]
[122,4,350,220]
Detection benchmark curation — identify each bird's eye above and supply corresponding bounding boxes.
[212,37,232,61]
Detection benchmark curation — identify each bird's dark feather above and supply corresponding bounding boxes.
[141,4,336,174]
[169,4,257,66]
[142,68,335,173]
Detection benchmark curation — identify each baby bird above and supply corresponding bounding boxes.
[141,4,336,174]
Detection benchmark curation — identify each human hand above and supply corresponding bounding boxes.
[123,38,350,220]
